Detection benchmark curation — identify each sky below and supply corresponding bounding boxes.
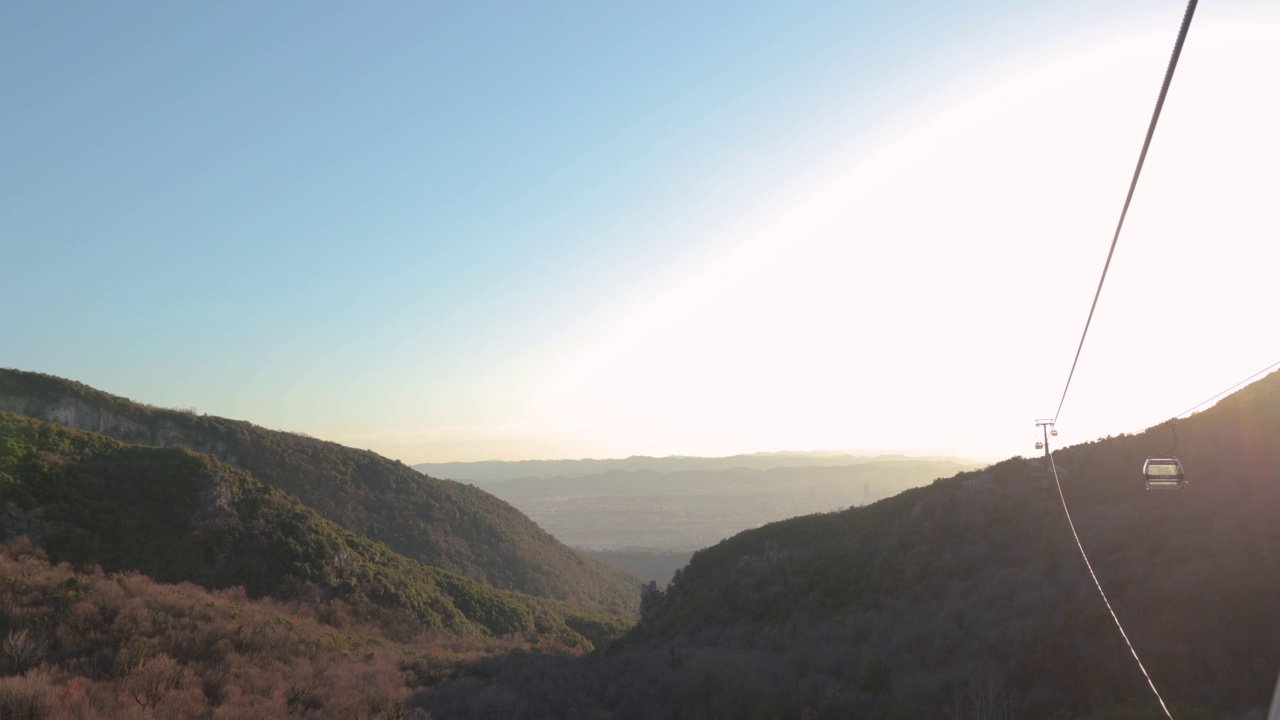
[3,0,1277,464]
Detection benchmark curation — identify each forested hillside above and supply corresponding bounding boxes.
[0,369,639,613]
[0,412,628,651]
[0,537,590,719]
[413,372,1280,719]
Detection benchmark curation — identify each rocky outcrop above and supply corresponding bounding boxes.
[0,395,237,465]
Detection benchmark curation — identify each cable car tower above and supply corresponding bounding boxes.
[1034,419,1056,458]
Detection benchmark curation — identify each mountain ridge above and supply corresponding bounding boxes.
[416,452,982,483]
[0,368,641,614]
[0,410,628,650]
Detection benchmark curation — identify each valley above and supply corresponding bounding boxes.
[427,458,982,584]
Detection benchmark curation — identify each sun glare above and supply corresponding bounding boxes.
[528,13,1280,462]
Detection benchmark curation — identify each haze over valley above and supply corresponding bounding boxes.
[421,455,982,583]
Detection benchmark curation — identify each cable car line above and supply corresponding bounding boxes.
[1052,0,1200,428]
[1135,360,1280,492]
[1170,358,1280,421]
[1048,454,1173,719]
[1039,1,1199,716]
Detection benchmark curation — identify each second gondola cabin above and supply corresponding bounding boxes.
[1143,457,1185,490]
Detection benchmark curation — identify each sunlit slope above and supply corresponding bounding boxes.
[0,369,640,614]
[0,412,628,650]
[623,372,1280,717]
[0,540,429,718]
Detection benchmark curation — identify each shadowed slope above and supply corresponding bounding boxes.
[0,411,629,650]
[414,371,1280,719]
[0,369,640,614]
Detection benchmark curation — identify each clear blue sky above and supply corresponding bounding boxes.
[4,1,1277,462]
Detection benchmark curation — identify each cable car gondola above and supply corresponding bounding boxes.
[1142,457,1185,490]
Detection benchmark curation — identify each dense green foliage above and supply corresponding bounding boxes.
[0,537,581,719]
[0,412,628,651]
[0,369,640,613]
[414,372,1280,719]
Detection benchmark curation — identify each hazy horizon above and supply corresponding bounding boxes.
[414,449,988,484]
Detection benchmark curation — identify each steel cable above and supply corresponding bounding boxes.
[1048,451,1173,719]
[1052,0,1200,427]
[1172,359,1280,420]
[1044,1,1199,717]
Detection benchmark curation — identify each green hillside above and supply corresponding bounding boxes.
[0,369,640,614]
[0,538,447,719]
[413,372,1280,719]
[0,411,628,651]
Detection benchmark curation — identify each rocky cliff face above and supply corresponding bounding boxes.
[0,395,237,464]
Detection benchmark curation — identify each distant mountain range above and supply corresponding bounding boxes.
[463,460,982,554]
[416,451,979,483]
[413,371,1280,718]
[416,452,982,570]
[460,460,982,498]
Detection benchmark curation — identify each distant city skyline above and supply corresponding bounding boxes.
[4,1,1277,463]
